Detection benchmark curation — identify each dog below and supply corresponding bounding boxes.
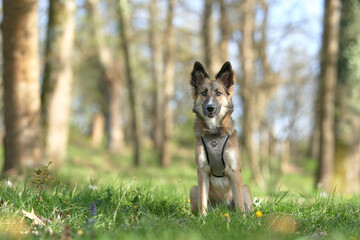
[189,61,253,215]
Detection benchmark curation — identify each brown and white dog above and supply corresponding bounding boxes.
[189,61,253,215]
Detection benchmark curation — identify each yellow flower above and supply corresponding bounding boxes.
[256,210,263,218]
[77,229,83,235]
[187,199,190,203]
[133,205,137,210]
[223,213,230,230]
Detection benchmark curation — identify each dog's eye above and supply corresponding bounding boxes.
[216,91,222,96]
[201,91,207,96]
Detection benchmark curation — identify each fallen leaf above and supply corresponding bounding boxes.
[21,209,45,226]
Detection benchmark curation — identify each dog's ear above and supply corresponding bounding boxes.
[216,61,234,88]
[191,61,209,89]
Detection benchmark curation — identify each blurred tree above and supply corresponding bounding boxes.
[238,0,281,189]
[316,0,340,192]
[149,0,164,151]
[202,0,232,76]
[91,113,105,147]
[335,0,360,193]
[87,0,125,152]
[203,0,217,76]
[118,0,142,166]
[161,0,176,167]
[2,0,42,176]
[309,97,321,159]
[239,0,261,187]
[41,0,76,166]
[219,0,231,63]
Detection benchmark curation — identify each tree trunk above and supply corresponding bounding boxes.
[91,113,105,147]
[238,0,281,189]
[161,0,176,167]
[105,80,123,152]
[219,0,231,63]
[2,0,42,176]
[118,0,142,166]
[309,97,321,159]
[149,0,164,150]
[239,0,266,189]
[260,125,270,180]
[41,0,76,166]
[316,0,340,193]
[203,0,217,76]
[281,140,290,173]
[335,0,360,193]
[87,0,124,153]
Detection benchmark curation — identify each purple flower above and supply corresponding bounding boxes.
[90,203,97,217]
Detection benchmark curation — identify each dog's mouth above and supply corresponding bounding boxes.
[207,112,216,118]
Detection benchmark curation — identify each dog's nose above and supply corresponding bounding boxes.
[207,105,215,113]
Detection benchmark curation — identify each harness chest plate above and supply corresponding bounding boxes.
[201,134,230,177]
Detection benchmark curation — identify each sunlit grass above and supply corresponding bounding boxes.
[1,131,360,239]
[1,180,360,239]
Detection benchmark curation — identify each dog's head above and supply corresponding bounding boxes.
[190,61,234,125]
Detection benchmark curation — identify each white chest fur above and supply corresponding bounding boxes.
[210,175,231,191]
[223,148,238,171]
[204,117,219,130]
[197,147,210,172]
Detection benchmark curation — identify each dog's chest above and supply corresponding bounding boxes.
[197,142,238,174]
[210,148,238,194]
[201,135,229,177]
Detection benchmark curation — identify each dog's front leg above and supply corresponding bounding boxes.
[197,167,209,215]
[228,169,245,213]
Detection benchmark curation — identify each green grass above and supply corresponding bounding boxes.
[1,181,360,239]
[1,132,360,239]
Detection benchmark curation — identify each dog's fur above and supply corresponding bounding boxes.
[189,61,253,215]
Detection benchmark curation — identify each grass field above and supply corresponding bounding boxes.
[1,132,360,239]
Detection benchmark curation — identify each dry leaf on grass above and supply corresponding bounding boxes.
[21,209,45,226]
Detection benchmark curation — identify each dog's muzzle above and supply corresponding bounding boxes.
[202,97,221,118]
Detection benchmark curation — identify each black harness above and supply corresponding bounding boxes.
[200,134,230,178]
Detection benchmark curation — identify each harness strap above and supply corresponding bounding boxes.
[201,135,230,178]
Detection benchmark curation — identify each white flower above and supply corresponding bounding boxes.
[5,180,13,188]
[88,185,98,190]
[319,191,328,198]
[253,197,263,207]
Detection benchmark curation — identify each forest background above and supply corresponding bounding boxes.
[1,0,360,209]
[1,0,360,239]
